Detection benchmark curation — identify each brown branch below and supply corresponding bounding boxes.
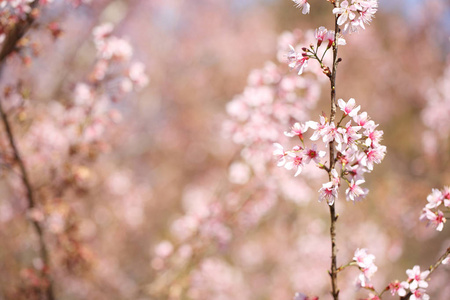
[0,100,55,300]
[0,2,55,299]
[0,1,39,61]
[328,3,341,299]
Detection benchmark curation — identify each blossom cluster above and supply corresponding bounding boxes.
[388,266,431,300]
[154,30,328,298]
[419,187,449,231]
[62,23,149,143]
[223,30,323,175]
[91,23,149,96]
[287,26,345,76]
[20,23,148,173]
[274,98,386,205]
[333,0,378,34]
[353,248,378,288]
[292,0,378,34]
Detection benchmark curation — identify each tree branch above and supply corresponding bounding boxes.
[0,1,55,299]
[399,247,450,300]
[328,4,341,299]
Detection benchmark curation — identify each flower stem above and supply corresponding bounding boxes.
[328,4,340,300]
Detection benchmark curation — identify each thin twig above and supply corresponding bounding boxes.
[0,1,55,299]
[0,100,55,300]
[399,247,450,300]
[328,2,341,299]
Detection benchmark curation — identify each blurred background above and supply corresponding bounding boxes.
[0,0,449,299]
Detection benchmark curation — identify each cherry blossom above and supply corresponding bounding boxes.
[338,98,360,117]
[284,122,309,140]
[406,265,430,291]
[442,186,450,207]
[420,187,449,231]
[285,146,305,177]
[318,171,341,206]
[308,115,328,141]
[332,0,378,34]
[363,122,383,147]
[333,1,357,26]
[388,280,409,297]
[275,98,385,207]
[346,179,368,202]
[410,289,430,300]
[303,144,326,164]
[273,143,287,167]
[353,248,377,280]
[420,208,446,231]
[361,144,386,171]
[354,111,369,127]
[319,181,339,205]
[314,26,328,46]
[292,0,310,15]
[325,30,347,47]
[337,121,362,147]
[287,45,309,75]
[425,188,443,209]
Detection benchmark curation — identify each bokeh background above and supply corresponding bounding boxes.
[0,0,449,299]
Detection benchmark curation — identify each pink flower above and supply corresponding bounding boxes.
[353,248,377,279]
[346,179,368,202]
[338,98,360,117]
[308,115,327,141]
[362,145,386,171]
[410,289,430,300]
[420,208,446,231]
[406,265,430,291]
[319,170,340,205]
[287,45,309,75]
[354,111,369,127]
[128,62,150,88]
[332,1,357,26]
[325,30,346,47]
[345,163,367,181]
[93,23,113,41]
[303,144,326,164]
[322,122,337,143]
[314,26,328,46]
[356,1,378,26]
[337,121,362,146]
[292,0,310,15]
[425,188,443,209]
[318,181,338,205]
[388,281,409,297]
[442,186,450,207]
[364,123,383,147]
[285,146,305,176]
[273,143,287,167]
[284,122,309,140]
